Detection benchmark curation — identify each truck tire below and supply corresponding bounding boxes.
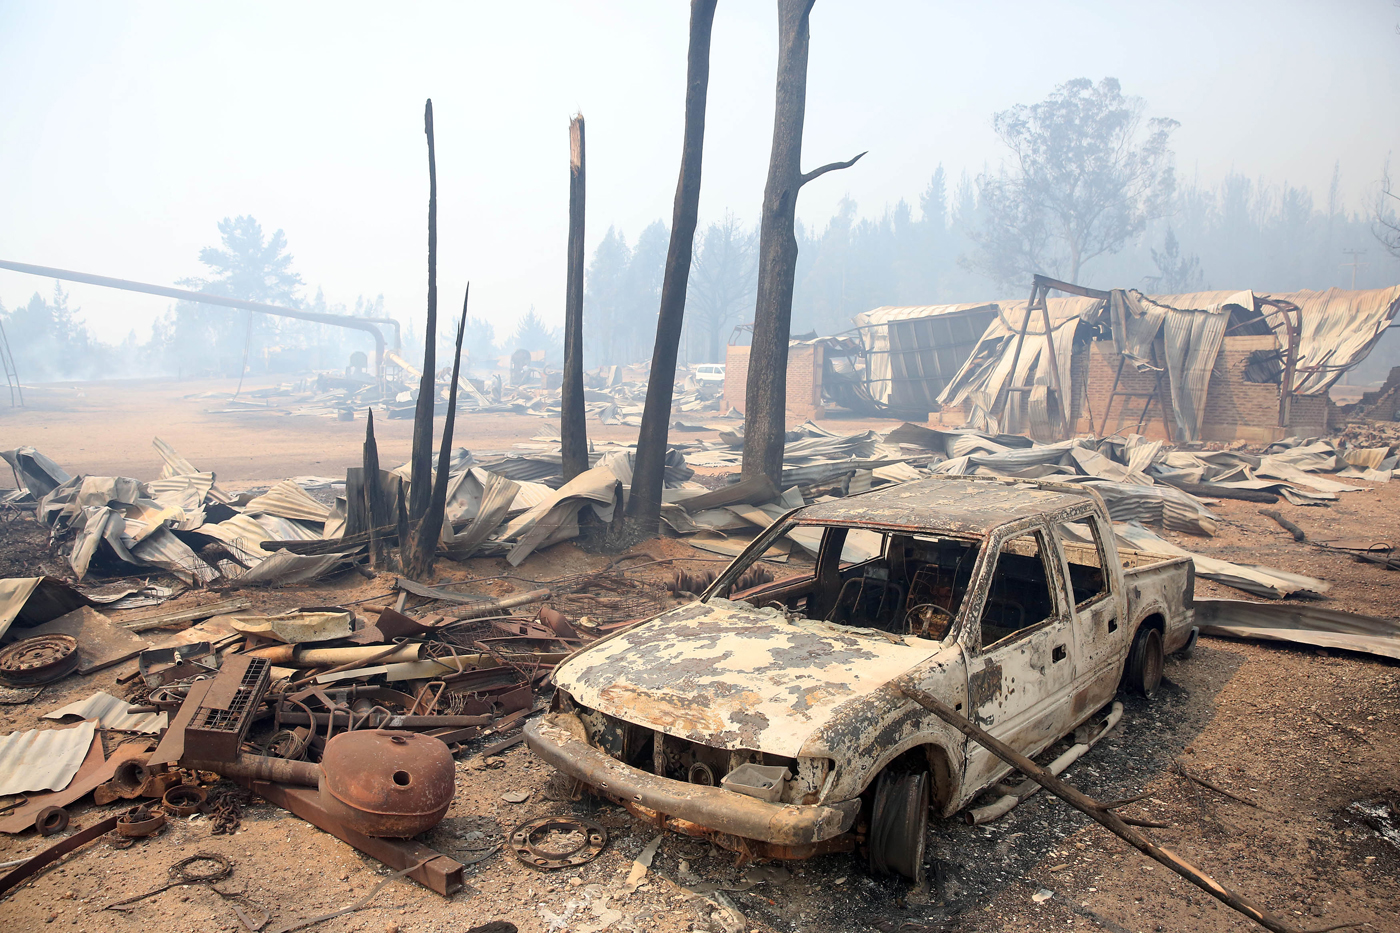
[1125,625,1165,698]
[868,770,928,883]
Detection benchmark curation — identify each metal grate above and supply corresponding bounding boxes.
[184,656,270,762]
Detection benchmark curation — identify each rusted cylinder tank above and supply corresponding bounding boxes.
[317,730,455,837]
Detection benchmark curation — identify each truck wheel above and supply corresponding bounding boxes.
[868,770,928,883]
[1125,625,1165,698]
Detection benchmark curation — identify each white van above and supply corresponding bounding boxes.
[694,363,726,385]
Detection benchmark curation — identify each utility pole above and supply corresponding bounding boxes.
[1342,248,1368,289]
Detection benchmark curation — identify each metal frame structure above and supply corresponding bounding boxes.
[996,275,1109,441]
[0,319,20,407]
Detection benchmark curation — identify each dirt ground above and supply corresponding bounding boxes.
[0,375,897,485]
[0,376,1397,933]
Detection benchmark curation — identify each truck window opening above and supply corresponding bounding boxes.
[980,530,1057,648]
[1057,520,1110,608]
[732,525,981,641]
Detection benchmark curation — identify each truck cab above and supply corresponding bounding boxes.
[526,475,1195,881]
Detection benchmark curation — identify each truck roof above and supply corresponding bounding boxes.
[795,475,1093,536]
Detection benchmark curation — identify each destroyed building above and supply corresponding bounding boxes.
[825,285,1400,443]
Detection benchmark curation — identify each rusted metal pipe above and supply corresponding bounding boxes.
[445,588,552,620]
[243,643,424,667]
[274,711,491,729]
[183,754,320,787]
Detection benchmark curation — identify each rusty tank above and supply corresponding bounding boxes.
[317,730,455,837]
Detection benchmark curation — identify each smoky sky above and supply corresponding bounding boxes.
[2,0,1397,343]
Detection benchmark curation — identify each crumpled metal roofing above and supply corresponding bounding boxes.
[243,479,332,523]
[1266,286,1400,395]
[0,720,96,796]
[44,691,167,734]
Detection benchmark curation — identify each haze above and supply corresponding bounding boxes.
[1,0,1397,344]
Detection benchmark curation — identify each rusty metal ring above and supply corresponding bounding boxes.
[0,634,79,686]
[169,852,231,884]
[36,805,69,836]
[162,784,208,816]
[509,817,607,871]
[116,806,166,838]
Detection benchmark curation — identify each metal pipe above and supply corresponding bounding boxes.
[966,701,1123,825]
[274,711,492,729]
[183,753,320,787]
[243,643,424,667]
[0,259,401,374]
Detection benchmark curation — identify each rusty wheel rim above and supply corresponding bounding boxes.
[0,634,79,686]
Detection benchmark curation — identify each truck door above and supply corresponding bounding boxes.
[1054,513,1127,717]
[962,525,1077,794]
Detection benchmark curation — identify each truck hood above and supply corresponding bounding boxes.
[552,599,943,757]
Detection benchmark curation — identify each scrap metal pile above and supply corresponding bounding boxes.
[0,561,667,900]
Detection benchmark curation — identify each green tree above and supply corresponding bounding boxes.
[509,307,561,359]
[181,216,303,303]
[583,226,631,366]
[0,283,100,381]
[461,316,497,371]
[623,221,669,364]
[155,216,304,375]
[967,77,1177,286]
[1145,226,1203,293]
[687,213,757,362]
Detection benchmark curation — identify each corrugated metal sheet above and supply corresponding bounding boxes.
[130,526,219,585]
[938,297,1102,436]
[244,479,332,523]
[44,692,166,734]
[1267,286,1400,395]
[853,303,1001,405]
[0,721,96,796]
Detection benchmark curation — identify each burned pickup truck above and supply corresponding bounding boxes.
[526,475,1196,880]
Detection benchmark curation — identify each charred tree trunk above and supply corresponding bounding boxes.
[409,99,440,522]
[407,290,468,578]
[626,0,718,531]
[362,409,389,570]
[741,0,863,484]
[561,115,589,482]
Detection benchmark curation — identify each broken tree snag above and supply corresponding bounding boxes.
[408,290,468,579]
[409,98,440,526]
[561,114,589,483]
[741,0,863,486]
[363,409,389,570]
[626,0,718,533]
[892,680,1336,933]
[394,478,410,573]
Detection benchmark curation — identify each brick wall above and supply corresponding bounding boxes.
[1073,339,1178,439]
[970,334,1329,443]
[724,343,825,420]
